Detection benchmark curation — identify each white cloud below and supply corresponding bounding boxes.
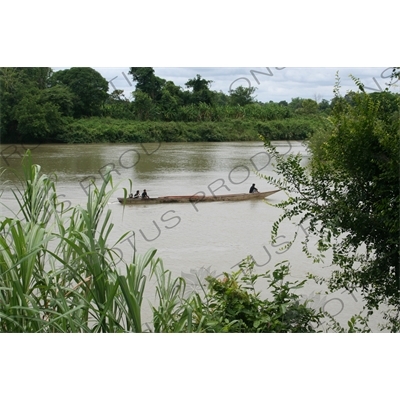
[83,66,396,103]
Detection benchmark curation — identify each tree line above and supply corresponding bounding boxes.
[1,67,334,143]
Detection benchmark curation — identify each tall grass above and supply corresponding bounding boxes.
[0,151,193,332]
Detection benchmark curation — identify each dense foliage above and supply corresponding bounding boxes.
[50,67,109,118]
[1,67,331,144]
[59,119,261,143]
[261,73,400,331]
[181,258,325,333]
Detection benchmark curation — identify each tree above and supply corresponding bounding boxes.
[318,99,331,113]
[295,98,319,115]
[0,68,24,140]
[262,75,400,330]
[132,90,158,120]
[50,67,109,117]
[17,67,52,89]
[229,85,257,106]
[0,68,70,142]
[158,85,182,121]
[40,85,75,117]
[288,97,304,111]
[185,74,212,93]
[128,67,166,102]
[185,74,214,105]
[13,91,67,140]
[213,90,230,106]
[104,90,133,119]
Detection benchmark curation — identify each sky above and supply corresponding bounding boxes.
[53,67,397,103]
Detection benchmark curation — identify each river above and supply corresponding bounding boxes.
[0,141,385,331]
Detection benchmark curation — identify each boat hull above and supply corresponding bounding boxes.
[117,190,280,205]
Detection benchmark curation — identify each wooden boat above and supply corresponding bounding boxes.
[117,190,280,205]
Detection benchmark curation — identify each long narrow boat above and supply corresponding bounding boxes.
[117,189,280,205]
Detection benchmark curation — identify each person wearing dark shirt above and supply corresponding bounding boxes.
[249,183,259,193]
[142,189,149,199]
[134,190,140,198]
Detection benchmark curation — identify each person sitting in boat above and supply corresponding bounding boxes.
[249,183,259,193]
[133,190,140,198]
[128,193,133,198]
[142,189,150,199]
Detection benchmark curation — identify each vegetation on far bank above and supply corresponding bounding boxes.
[1,67,333,144]
[58,117,329,143]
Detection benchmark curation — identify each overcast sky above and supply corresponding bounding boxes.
[53,67,397,103]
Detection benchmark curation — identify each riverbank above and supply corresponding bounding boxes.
[61,117,327,143]
[0,117,327,145]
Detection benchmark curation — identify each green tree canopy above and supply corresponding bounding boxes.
[40,85,75,117]
[229,85,257,106]
[128,67,166,102]
[263,75,400,330]
[132,90,158,120]
[0,68,25,139]
[295,98,319,115]
[17,67,52,89]
[13,91,66,140]
[159,84,183,121]
[318,98,331,113]
[50,67,109,118]
[185,74,214,105]
[288,97,304,111]
[0,67,69,142]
